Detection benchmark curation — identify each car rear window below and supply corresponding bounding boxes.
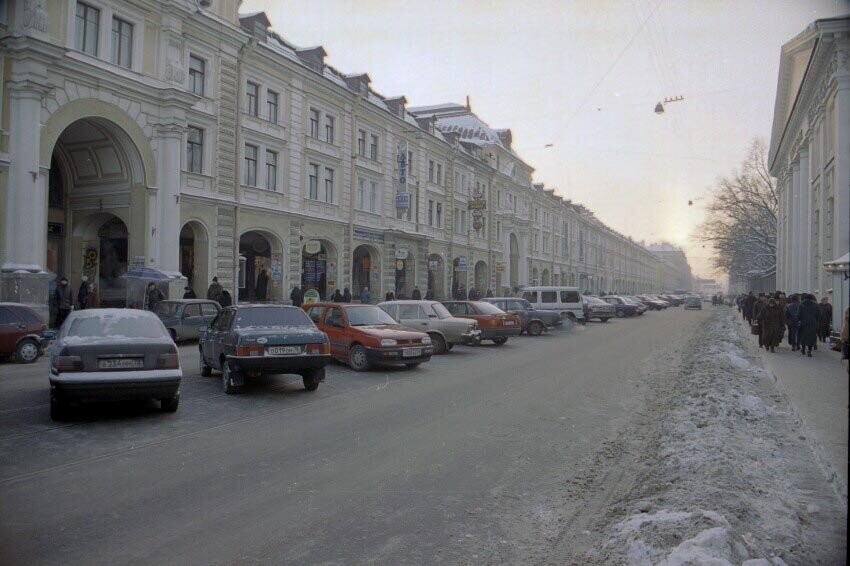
[66,313,168,339]
[234,307,311,328]
[473,302,504,315]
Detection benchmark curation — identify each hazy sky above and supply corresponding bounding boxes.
[242,0,847,279]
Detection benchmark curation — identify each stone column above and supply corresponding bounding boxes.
[833,64,850,265]
[153,124,184,273]
[790,161,801,292]
[798,147,810,292]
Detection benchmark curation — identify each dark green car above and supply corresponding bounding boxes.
[154,300,221,342]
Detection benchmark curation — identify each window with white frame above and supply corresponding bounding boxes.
[370,181,378,213]
[308,163,319,199]
[189,55,205,96]
[543,235,549,253]
[324,167,334,203]
[533,232,539,252]
[357,179,366,211]
[436,202,442,227]
[454,207,461,233]
[436,163,442,186]
[111,16,133,68]
[267,90,279,123]
[246,82,259,116]
[408,150,413,175]
[370,134,379,161]
[310,108,320,138]
[428,200,434,226]
[461,210,467,232]
[325,115,334,144]
[265,150,277,191]
[75,3,100,56]
[186,126,203,174]
[428,160,435,182]
[358,130,366,156]
[244,144,258,186]
[496,221,501,241]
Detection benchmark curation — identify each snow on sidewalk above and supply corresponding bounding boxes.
[593,309,846,565]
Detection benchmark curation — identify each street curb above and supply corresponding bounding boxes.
[735,314,848,509]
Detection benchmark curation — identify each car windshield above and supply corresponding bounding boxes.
[154,302,181,316]
[234,307,311,328]
[430,303,453,319]
[473,302,504,315]
[345,306,398,326]
[65,312,167,339]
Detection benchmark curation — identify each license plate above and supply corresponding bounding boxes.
[268,346,301,356]
[98,358,143,369]
[402,348,421,358]
[503,320,516,326]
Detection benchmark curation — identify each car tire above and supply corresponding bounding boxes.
[600,317,609,322]
[526,321,544,336]
[199,350,212,377]
[429,333,447,355]
[348,345,370,372]
[492,337,508,346]
[302,368,323,391]
[615,310,625,318]
[222,363,241,394]
[16,338,40,364]
[50,393,66,422]
[160,393,180,412]
[169,328,178,343]
[445,343,454,351]
[405,362,421,368]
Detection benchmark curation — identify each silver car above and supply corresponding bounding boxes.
[378,300,481,354]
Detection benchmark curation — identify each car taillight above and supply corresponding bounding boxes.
[53,355,82,373]
[236,344,264,357]
[156,352,180,369]
[306,343,330,355]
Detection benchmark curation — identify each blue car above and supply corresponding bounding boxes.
[154,299,220,342]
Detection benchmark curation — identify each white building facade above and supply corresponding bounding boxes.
[0,1,669,319]
[769,16,850,323]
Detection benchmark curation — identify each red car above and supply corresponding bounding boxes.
[306,303,433,371]
[0,303,49,363]
[441,301,522,345]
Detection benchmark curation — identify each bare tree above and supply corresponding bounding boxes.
[698,139,777,280]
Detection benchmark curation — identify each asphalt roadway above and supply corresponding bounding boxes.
[0,307,710,564]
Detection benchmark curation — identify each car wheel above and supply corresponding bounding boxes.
[429,333,447,355]
[50,392,66,421]
[445,343,454,351]
[348,345,370,372]
[16,339,40,364]
[492,337,508,346]
[526,321,544,336]
[199,350,212,377]
[169,328,178,343]
[405,362,421,368]
[160,393,180,412]
[615,310,625,318]
[600,317,609,322]
[222,362,242,394]
[302,367,323,391]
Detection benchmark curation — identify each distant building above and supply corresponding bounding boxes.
[694,277,722,296]
[646,244,694,292]
[769,16,849,322]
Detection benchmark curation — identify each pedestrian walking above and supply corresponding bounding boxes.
[255,268,269,301]
[207,277,223,302]
[54,277,73,328]
[486,288,494,298]
[85,283,97,309]
[711,294,717,306]
[359,286,371,304]
[385,290,395,302]
[469,288,480,301]
[753,293,767,348]
[743,292,756,323]
[183,286,197,299]
[77,276,90,310]
[290,285,303,307]
[411,286,422,300]
[145,282,165,312]
[757,297,785,352]
[817,297,832,343]
[798,293,819,357]
[219,288,232,307]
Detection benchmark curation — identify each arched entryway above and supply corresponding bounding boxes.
[67,213,129,308]
[353,244,381,299]
[394,250,414,298]
[180,221,209,297]
[452,256,468,299]
[427,254,444,299]
[541,268,551,286]
[509,233,520,290]
[302,239,337,300]
[473,260,488,295]
[240,230,283,302]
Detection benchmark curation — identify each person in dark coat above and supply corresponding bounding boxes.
[411,286,422,300]
[486,288,494,298]
[55,277,73,328]
[817,297,832,343]
[183,286,197,299]
[468,288,480,301]
[290,285,303,307]
[219,289,232,307]
[332,289,343,302]
[752,294,767,347]
[385,291,395,302]
[757,297,785,352]
[77,276,90,310]
[742,292,756,323]
[207,277,223,302]
[798,294,819,357]
[255,268,269,301]
[145,282,165,311]
[341,288,352,303]
[424,288,435,300]
[785,294,802,351]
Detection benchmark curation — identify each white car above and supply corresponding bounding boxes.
[521,286,586,324]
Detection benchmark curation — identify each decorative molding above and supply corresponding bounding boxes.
[23,0,48,34]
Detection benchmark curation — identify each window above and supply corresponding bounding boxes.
[75,3,99,56]
[398,305,424,320]
[541,291,557,304]
[543,235,549,253]
[370,181,378,213]
[244,144,257,186]
[497,191,502,207]
[408,150,413,174]
[428,200,434,226]
[496,221,501,241]
[325,307,343,327]
[189,55,205,96]
[454,207,461,233]
[186,127,203,174]
[461,210,467,233]
[436,163,442,186]
[325,115,334,144]
[436,203,442,227]
[356,178,379,213]
[310,108,320,138]
[522,291,538,302]
[324,167,334,202]
[560,290,580,303]
[111,17,133,68]
[370,134,378,161]
[308,163,319,200]
[825,99,835,160]
[265,150,277,191]
[306,306,325,323]
[358,130,366,156]
[246,82,259,116]
[357,179,366,210]
[184,304,202,318]
[267,90,279,123]
[201,303,219,317]
[428,160,435,183]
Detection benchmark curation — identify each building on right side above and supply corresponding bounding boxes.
[769,16,850,324]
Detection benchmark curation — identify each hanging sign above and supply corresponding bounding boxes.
[455,256,468,271]
[303,289,320,305]
[395,259,405,271]
[396,141,409,209]
[395,192,410,210]
[395,246,409,260]
[468,180,486,230]
[495,261,506,273]
[271,253,283,281]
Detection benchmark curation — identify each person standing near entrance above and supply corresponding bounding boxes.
[255,268,269,302]
[77,276,90,310]
[342,288,352,303]
[411,286,422,300]
[55,277,73,328]
[817,296,833,343]
[360,286,371,304]
[183,286,197,299]
[145,282,164,312]
[207,277,223,302]
[85,283,98,309]
[290,285,303,307]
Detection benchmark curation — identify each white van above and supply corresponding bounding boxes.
[520,286,586,323]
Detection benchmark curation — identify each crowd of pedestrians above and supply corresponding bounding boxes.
[736,290,848,362]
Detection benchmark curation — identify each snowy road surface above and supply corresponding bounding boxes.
[0,308,845,564]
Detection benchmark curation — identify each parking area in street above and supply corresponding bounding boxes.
[0,307,710,564]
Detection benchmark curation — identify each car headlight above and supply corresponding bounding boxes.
[381,338,397,347]
[421,336,432,345]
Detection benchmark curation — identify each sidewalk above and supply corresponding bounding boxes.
[742,317,848,504]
